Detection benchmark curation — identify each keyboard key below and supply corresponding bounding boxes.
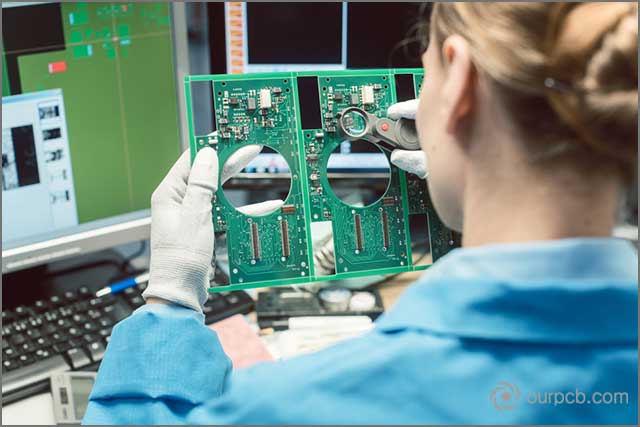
[41,323,57,335]
[14,321,27,332]
[87,309,101,320]
[101,294,116,306]
[65,348,91,369]
[51,332,69,343]
[73,301,89,313]
[68,327,81,337]
[98,328,111,339]
[56,318,71,328]
[123,287,138,297]
[2,338,9,349]
[34,300,49,313]
[103,302,132,323]
[88,298,102,308]
[98,317,113,328]
[44,311,58,322]
[82,333,96,344]
[28,316,43,327]
[35,337,47,347]
[26,328,41,340]
[2,311,16,323]
[63,290,77,303]
[72,313,88,324]
[14,306,32,318]
[129,296,144,308]
[3,358,20,371]
[59,306,73,317]
[10,333,26,346]
[4,347,18,358]
[78,286,92,299]
[49,295,62,307]
[35,347,52,359]
[18,352,36,365]
[20,342,36,353]
[53,342,72,353]
[87,341,106,362]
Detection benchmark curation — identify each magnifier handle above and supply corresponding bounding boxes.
[374,118,421,151]
[336,107,420,151]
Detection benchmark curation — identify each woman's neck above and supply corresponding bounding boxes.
[461,163,620,247]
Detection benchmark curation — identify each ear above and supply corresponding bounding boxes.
[440,35,476,135]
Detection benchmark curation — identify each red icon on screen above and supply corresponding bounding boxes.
[48,61,67,74]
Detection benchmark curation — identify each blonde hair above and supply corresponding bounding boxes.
[431,2,638,180]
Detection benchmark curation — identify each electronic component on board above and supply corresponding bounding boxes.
[282,204,296,214]
[251,222,261,261]
[361,85,374,105]
[280,220,290,258]
[259,88,272,109]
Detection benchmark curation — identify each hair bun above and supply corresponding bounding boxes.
[545,3,638,166]
[431,2,638,180]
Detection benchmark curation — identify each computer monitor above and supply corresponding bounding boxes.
[208,2,425,74]
[2,2,189,273]
[206,2,426,176]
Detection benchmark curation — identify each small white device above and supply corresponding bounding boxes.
[50,371,97,424]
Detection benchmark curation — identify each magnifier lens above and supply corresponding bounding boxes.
[341,110,368,138]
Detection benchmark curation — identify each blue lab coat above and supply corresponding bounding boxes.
[84,238,638,424]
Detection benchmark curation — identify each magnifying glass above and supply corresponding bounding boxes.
[336,107,420,151]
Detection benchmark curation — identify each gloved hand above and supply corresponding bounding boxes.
[142,144,283,312]
[387,99,428,179]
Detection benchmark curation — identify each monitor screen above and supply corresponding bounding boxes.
[346,2,425,69]
[209,2,424,74]
[224,2,347,73]
[2,2,182,251]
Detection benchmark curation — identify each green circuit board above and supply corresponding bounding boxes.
[185,69,461,292]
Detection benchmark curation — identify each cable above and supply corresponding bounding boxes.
[105,240,148,284]
[119,240,147,274]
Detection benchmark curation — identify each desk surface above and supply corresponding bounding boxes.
[377,270,421,309]
[2,271,421,425]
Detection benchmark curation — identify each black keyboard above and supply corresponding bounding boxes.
[2,282,254,405]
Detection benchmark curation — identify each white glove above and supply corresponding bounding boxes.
[143,145,283,312]
[387,99,428,179]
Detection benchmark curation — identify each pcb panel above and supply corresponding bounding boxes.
[303,72,408,274]
[186,69,461,291]
[199,77,311,285]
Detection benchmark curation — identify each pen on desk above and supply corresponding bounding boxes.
[95,272,150,297]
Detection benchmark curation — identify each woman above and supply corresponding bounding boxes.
[84,2,638,424]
